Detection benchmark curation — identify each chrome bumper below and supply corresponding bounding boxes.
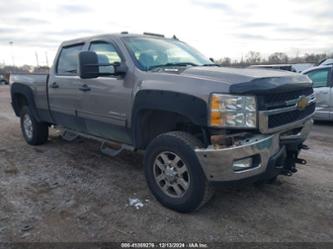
[195,119,313,182]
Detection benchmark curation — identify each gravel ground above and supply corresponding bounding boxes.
[0,85,332,242]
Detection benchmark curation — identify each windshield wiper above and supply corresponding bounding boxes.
[148,62,198,70]
[201,63,220,67]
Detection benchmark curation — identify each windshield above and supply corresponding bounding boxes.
[123,36,213,70]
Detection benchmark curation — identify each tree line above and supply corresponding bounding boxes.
[216,51,333,67]
[0,52,332,76]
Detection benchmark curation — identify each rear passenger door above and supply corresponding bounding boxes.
[78,41,132,143]
[305,67,332,120]
[48,43,86,132]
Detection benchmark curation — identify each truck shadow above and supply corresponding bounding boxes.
[48,132,305,219]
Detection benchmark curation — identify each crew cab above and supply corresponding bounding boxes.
[10,33,315,212]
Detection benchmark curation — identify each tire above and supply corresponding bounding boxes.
[20,106,49,145]
[144,131,214,213]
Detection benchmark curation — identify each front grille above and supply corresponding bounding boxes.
[258,88,313,110]
[268,103,315,128]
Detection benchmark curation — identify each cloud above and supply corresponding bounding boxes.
[0,0,333,65]
[240,22,278,28]
[57,4,91,13]
[15,17,50,25]
[191,0,233,12]
[0,27,20,33]
[233,33,268,40]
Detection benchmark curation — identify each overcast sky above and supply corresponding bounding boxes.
[0,0,332,66]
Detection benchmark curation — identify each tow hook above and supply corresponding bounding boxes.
[282,148,308,176]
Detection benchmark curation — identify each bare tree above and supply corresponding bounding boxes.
[217,57,231,66]
[268,52,289,64]
[303,53,327,64]
[245,51,261,64]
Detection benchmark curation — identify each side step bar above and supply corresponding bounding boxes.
[100,142,134,157]
[58,127,135,157]
[61,130,79,142]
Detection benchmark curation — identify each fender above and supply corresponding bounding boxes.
[11,83,41,122]
[131,90,208,147]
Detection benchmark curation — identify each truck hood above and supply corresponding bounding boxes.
[180,66,312,94]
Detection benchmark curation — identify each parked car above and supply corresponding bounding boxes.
[292,63,314,73]
[302,66,332,121]
[318,58,333,66]
[0,74,8,85]
[10,33,315,212]
[248,64,296,72]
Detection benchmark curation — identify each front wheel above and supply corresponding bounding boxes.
[20,106,49,145]
[144,131,214,213]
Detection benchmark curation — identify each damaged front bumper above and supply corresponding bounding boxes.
[195,119,313,184]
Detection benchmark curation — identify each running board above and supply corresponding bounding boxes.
[56,127,134,157]
[61,130,79,142]
[100,142,133,157]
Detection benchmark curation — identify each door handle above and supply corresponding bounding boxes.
[319,91,329,94]
[79,84,91,92]
[51,82,59,89]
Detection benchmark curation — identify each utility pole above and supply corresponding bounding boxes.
[45,51,49,67]
[35,52,39,67]
[9,41,15,66]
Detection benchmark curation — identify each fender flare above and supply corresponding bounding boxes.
[11,83,41,121]
[131,90,208,148]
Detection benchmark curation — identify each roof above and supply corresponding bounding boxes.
[301,65,333,74]
[61,32,170,47]
[319,58,333,65]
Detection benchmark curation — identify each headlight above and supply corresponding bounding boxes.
[210,94,257,128]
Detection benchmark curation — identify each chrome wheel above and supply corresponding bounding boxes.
[153,151,190,198]
[23,114,33,139]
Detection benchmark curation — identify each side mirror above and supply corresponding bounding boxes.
[78,51,127,79]
[78,51,100,79]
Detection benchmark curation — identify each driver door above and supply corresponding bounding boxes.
[78,41,132,143]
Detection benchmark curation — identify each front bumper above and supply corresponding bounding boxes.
[195,119,313,183]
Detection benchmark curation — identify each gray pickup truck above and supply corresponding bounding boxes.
[10,33,315,212]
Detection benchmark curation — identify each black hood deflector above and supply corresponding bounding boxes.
[181,66,312,95]
[229,76,312,95]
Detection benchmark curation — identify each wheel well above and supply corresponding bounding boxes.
[12,93,28,116]
[134,110,205,149]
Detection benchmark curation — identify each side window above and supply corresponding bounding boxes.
[89,42,121,74]
[57,44,84,75]
[306,68,330,88]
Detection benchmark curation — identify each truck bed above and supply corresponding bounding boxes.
[10,73,50,121]
[9,73,48,86]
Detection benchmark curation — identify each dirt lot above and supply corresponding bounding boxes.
[0,85,332,242]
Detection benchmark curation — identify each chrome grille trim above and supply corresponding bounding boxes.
[259,93,316,134]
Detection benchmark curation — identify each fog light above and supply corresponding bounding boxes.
[232,158,253,171]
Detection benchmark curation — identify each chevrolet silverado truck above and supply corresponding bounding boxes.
[10,33,315,212]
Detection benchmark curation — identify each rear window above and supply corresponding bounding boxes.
[56,44,84,75]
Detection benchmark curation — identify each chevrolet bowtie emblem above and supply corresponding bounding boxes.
[296,95,309,111]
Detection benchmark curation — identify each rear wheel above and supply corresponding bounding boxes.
[20,106,49,145]
[144,131,214,213]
